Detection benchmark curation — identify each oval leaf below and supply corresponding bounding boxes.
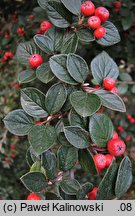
[89,113,114,147]
[21,88,48,118]
[28,125,57,155]
[91,51,119,84]
[49,54,78,85]
[96,21,121,46]
[67,54,89,83]
[61,0,81,15]
[64,126,90,149]
[77,28,95,43]
[36,62,54,84]
[115,156,132,198]
[3,109,34,136]
[61,33,78,54]
[57,145,78,171]
[34,35,54,54]
[18,70,36,84]
[70,91,101,117]
[60,179,80,195]
[45,83,67,114]
[77,182,93,200]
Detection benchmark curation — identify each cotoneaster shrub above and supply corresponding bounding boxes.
[3,0,133,200]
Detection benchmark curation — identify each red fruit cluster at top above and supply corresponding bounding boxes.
[27,193,41,200]
[17,27,25,37]
[29,54,43,68]
[87,187,98,200]
[107,139,126,156]
[113,1,122,13]
[40,21,52,33]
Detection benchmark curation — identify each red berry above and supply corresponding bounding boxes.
[27,193,41,200]
[94,26,106,39]
[110,87,118,94]
[107,139,126,156]
[10,144,15,149]
[35,121,43,125]
[94,154,106,170]
[40,21,52,33]
[87,187,98,200]
[113,7,120,13]
[112,131,119,139]
[17,27,25,37]
[95,7,110,22]
[29,54,43,68]
[80,1,95,17]
[105,154,114,168]
[127,114,132,121]
[88,16,101,29]
[103,78,116,91]
[125,136,131,142]
[129,118,135,123]
[114,1,122,9]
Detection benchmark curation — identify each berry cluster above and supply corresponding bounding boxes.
[1,51,14,64]
[80,1,110,39]
[17,27,25,37]
[113,1,122,13]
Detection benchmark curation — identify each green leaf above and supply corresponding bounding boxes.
[97,160,118,200]
[46,192,62,200]
[96,21,121,46]
[26,148,34,167]
[58,132,71,147]
[69,109,87,129]
[77,182,93,200]
[57,145,78,171]
[67,54,89,83]
[91,51,119,84]
[28,125,57,155]
[45,26,64,51]
[3,109,34,136]
[61,0,81,15]
[59,186,76,200]
[45,83,67,114]
[41,150,57,179]
[70,91,101,117]
[36,62,54,84]
[16,41,40,65]
[119,72,132,82]
[89,113,114,147]
[34,35,54,54]
[18,70,36,84]
[118,84,128,95]
[77,28,95,43]
[60,179,80,195]
[21,172,47,193]
[61,33,78,54]
[78,149,98,175]
[30,161,41,172]
[122,17,133,31]
[21,88,48,118]
[49,54,78,85]
[37,0,48,9]
[47,1,72,28]
[95,90,126,112]
[131,85,135,94]
[64,126,90,149]
[115,156,132,198]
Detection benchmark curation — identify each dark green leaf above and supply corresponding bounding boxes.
[45,26,64,51]
[16,41,40,65]
[77,28,95,42]
[118,84,128,95]
[46,192,62,200]
[59,186,76,200]
[96,21,121,46]
[37,0,48,9]
[47,1,72,28]
[57,145,78,171]
[45,83,67,114]
[70,91,101,117]
[89,113,114,147]
[49,54,78,85]
[61,33,78,54]
[36,62,54,84]
[69,109,87,129]
[34,35,54,54]
[3,109,34,136]
[21,172,47,193]
[58,132,71,147]
[61,0,81,15]
[77,182,93,200]
[28,125,57,155]
[95,90,126,112]
[131,85,135,94]
[18,70,36,84]
[97,160,118,200]
[115,156,132,198]
[64,126,90,149]
[21,88,48,118]
[67,54,89,83]
[91,51,119,84]
[41,150,57,179]
[26,148,34,167]
[60,179,80,195]
[119,72,132,81]
[78,149,98,175]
